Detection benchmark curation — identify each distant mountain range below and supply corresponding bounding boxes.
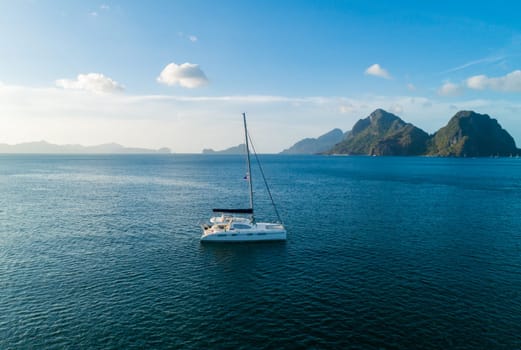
[285,109,520,157]
[204,128,346,155]
[0,141,171,154]
[280,128,345,154]
[202,144,246,154]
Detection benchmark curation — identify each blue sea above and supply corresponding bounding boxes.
[1,154,521,349]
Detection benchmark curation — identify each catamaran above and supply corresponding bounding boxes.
[200,113,287,242]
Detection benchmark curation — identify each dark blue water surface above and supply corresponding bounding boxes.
[1,154,521,349]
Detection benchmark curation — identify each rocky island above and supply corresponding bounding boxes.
[283,109,520,157]
[327,109,430,156]
[202,144,246,155]
[427,111,519,157]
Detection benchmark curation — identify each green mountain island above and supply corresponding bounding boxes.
[280,128,345,154]
[328,109,430,156]
[427,111,519,157]
[284,109,520,157]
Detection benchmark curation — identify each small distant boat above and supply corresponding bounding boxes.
[200,113,287,242]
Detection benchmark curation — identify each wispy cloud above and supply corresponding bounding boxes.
[365,64,392,79]
[157,62,209,88]
[338,103,355,114]
[177,32,199,43]
[442,55,506,74]
[89,5,109,17]
[56,73,124,94]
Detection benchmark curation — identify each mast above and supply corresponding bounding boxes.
[243,113,254,222]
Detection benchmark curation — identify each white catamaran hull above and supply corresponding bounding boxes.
[201,223,286,242]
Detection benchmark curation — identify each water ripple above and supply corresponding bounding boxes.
[1,155,521,349]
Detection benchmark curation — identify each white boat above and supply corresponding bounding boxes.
[200,113,287,242]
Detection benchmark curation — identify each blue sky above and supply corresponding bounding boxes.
[1,1,521,152]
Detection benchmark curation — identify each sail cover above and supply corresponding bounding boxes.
[212,208,253,214]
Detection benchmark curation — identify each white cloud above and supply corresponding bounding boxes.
[365,64,391,79]
[157,62,209,88]
[89,11,98,17]
[188,35,198,42]
[407,83,416,91]
[466,75,487,90]
[437,82,463,96]
[389,104,403,114]
[466,70,521,92]
[100,4,110,10]
[56,73,124,94]
[339,103,355,114]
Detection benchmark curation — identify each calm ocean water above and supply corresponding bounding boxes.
[1,154,521,349]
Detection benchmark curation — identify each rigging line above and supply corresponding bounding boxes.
[247,132,284,225]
